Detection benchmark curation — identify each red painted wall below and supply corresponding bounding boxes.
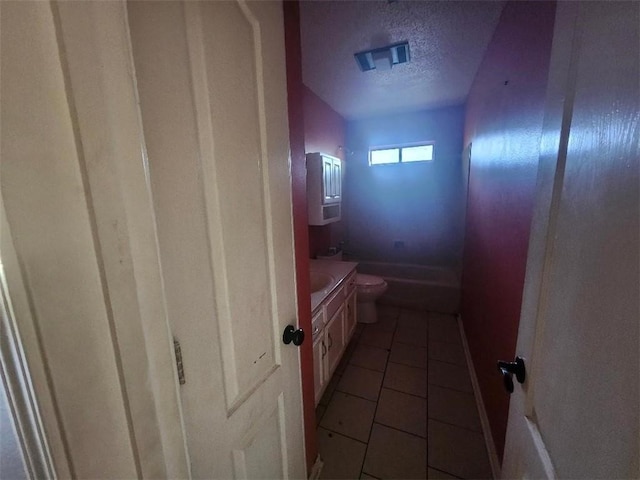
[282,1,316,473]
[461,1,556,460]
[303,85,347,257]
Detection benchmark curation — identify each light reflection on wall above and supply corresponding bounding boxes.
[345,105,465,267]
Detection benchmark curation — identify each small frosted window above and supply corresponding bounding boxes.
[369,143,435,166]
[402,144,434,162]
[370,148,399,165]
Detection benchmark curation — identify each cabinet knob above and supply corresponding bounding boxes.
[282,325,305,346]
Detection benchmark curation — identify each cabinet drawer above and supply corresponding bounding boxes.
[325,288,345,323]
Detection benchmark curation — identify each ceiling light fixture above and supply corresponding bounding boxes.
[354,41,410,72]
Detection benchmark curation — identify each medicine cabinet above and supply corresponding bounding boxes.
[306,152,342,225]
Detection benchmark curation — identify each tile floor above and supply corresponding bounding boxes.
[315,306,492,480]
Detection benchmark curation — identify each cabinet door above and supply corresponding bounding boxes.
[326,307,345,376]
[322,155,333,203]
[332,158,342,201]
[345,290,357,341]
[313,335,326,406]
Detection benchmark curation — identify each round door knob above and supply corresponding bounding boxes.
[497,357,526,394]
[282,325,305,346]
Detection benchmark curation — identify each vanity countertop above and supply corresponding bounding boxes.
[310,259,358,313]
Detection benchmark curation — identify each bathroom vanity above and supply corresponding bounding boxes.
[309,260,358,405]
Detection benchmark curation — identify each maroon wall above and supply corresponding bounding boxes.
[461,0,556,460]
[282,1,316,472]
[303,85,348,257]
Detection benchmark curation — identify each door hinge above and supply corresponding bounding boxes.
[173,338,186,385]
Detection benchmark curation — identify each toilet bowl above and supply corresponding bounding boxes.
[316,250,387,323]
[355,273,388,324]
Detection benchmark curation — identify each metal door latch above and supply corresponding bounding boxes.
[174,338,186,385]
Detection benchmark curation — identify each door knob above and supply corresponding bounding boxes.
[282,325,305,346]
[497,357,526,394]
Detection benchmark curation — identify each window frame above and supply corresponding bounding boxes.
[368,142,435,166]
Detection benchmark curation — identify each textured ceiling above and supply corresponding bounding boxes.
[300,1,506,120]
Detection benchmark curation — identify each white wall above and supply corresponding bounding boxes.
[345,106,465,268]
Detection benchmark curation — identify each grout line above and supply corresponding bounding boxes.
[427,417,485,435]
[387,359,428,370]
[316,426,368,446]
[426,382,473,395]
[356,317,399,478]
[332,388,378,404]
[426,382,475,396]
[360,472,381,480]
[427,357,467,368]
[371,421,427,440]
[346,362,387,374]
[426,338,464,347]
[381,385,427,400]
[427,465,464,479]
[324,390,377,406]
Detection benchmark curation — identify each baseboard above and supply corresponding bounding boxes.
[308,454,323,480]
[457,314,502,479]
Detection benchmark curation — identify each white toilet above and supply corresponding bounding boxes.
[355,273,388,324]
[316,250,387,324]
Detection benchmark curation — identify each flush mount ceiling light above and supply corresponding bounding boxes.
[354,41,410,72]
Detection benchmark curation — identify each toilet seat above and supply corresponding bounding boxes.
[356,273,385,286]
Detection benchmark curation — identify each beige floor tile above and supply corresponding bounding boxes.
[428,340,466,366]
[363,423,427,479]
[375,388,427,437]
[319,373,341,406]
[316,404,326,426]
[428,384,481,432]
[350,344,389,372]
[337,364,384,401]
[428,314,461,345]
[428,420,492,479]
[398,309,429,332]
[317,427,367,480]
[377,304,400,320]
[335,339,358,375]
[353,323,365,341]
[359,328,394,349]
[320,392,377,442]
[365,316,397,333]
[428,360,473,393]
[389,342,428,369]
[384,362,427,397]
[394,324,428,347]
[427,467,460,479]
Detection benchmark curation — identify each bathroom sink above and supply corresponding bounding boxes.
[310,271,334,294]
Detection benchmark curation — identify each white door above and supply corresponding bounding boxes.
[127,1,305,478]
[502,2,639,478]
[1,1,189,477]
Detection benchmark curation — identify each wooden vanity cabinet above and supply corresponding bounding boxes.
[313,270,357,406]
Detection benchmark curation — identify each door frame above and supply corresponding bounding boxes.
[0,204,57,479]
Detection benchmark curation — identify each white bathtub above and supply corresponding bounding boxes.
[355,261,461,313]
